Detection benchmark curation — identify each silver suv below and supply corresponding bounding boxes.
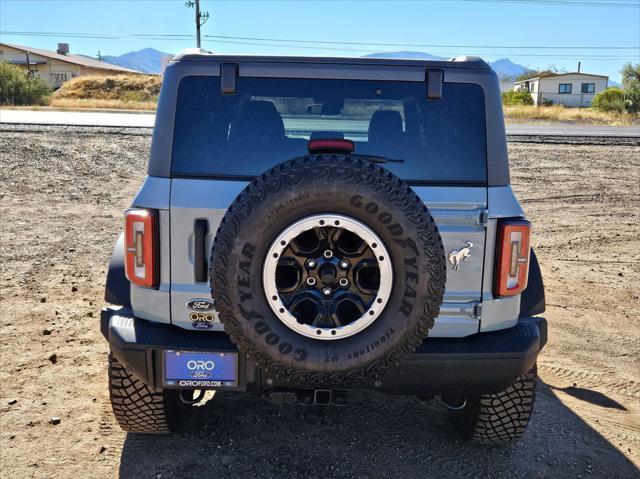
[102,51,546,444]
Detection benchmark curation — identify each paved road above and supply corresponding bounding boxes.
[506,123,640,137]
[0,109,155,128]
[2,108,639,137]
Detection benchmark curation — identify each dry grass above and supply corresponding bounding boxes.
[48,98,157,111]
[51,74,161,104]
[504,105,638,125]
[49,75,160,110]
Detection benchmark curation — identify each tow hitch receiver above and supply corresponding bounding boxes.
[266,389,348,406]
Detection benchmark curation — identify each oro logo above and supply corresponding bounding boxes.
[187,360,215,371]
[189,312,215,323]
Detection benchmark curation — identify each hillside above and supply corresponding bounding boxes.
[102,48,171,74]
[364,51,527,80]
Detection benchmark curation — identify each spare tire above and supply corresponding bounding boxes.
[210,155,446,385]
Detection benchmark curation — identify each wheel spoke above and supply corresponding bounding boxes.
[275,257,302,293]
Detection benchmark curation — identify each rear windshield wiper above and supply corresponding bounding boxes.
[356,154,405,164]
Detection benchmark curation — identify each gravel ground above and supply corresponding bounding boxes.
[0,127,638,478]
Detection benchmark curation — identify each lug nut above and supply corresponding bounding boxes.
[306,277,317,286]
[322,287,332,296]
[307,259,316,269]
[323,250,333,259]
[339,278,349,287]
[340,260,349,269]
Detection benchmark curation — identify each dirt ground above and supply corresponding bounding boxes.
[0,127,638,478]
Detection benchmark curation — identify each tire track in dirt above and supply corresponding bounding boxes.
[1,129,639,477]
[540,365,640,400]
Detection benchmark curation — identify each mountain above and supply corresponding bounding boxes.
[488,58,526,80]
[364,51,527,80]
[102,48,171,74]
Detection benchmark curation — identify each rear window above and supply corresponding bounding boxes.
[172,76,487,183]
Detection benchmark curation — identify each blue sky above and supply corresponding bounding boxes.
[1,0,639,82]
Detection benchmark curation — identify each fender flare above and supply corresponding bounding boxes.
[519,247,545,317]
[105,233,131,307]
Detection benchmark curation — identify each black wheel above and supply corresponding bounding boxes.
[210,154,446,385]
[448,366,537,445]
[108,353,186,434]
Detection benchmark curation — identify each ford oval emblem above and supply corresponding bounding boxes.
[192,321,213,330]
[186,298,216,311]
[190,371,212,379]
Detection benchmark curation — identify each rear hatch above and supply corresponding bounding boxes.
[169,74,488,337]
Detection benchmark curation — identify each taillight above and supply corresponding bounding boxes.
[308,139,355,154]
[495,219,531,297]
[124,208,159,288]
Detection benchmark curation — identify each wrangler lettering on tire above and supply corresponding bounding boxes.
[210,155,446,385]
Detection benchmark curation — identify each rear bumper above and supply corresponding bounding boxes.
[101,307,546,395]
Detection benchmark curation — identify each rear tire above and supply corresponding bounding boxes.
[108,353,185,434]
[448,366,537,445]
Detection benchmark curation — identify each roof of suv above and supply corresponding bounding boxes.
[171,49,491,70]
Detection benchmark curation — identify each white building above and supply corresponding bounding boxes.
[0,42,140,89]
[513,72,609,107]
[499,81,514,93]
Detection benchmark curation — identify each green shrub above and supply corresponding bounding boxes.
[502,90,534,106]
[621,63,640,113]
[0,62,51,105]
[592,87,628,113]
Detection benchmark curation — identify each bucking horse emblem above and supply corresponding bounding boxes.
[448,242,473,271]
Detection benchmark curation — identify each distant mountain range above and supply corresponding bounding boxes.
[365,51,527,80]
[103,48,579,84]
[102,48,171,74]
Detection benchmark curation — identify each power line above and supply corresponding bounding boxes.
[0,31,636,62]
[2,30,638,51]
[4,0,639,6]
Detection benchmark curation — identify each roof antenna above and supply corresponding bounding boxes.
[577,61,581,73]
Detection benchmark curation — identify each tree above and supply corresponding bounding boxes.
[0,62,51,105]
[620,63,640,113]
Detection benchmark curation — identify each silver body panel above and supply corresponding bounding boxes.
[129,178,525,337]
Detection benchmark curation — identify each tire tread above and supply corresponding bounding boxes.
[108,353,181,434]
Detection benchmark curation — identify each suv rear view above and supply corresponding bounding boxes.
[102,52,546,444]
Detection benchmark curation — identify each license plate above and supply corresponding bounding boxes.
[163,350,238,388]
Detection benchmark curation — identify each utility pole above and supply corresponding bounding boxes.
[185,0,210,49]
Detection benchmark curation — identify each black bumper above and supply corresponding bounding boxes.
[101,307,546,395]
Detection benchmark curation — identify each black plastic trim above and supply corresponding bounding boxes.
[170,172,487,187]
[102,307,545,395]
[426,69,443,99]
[193,219,209,282]
[520,248,546,317]
[220,63,238,94]
[102,307,252,390]
[104,233,131,307]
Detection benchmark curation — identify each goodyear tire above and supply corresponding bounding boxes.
[210,155,446,385]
